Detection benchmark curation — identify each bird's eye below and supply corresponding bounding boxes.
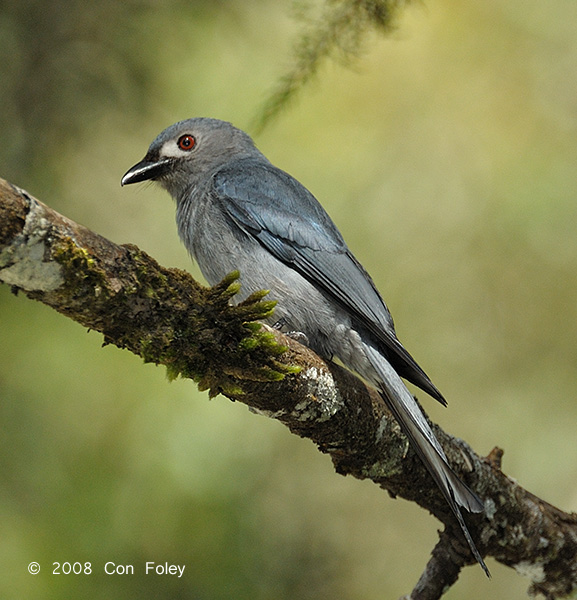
[177,134,196,151]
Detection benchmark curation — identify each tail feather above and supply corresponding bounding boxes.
[363,344,489,576]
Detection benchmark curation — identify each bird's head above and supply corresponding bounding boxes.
[121,117,260,197]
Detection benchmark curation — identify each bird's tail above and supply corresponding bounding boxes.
[363,344,489,576]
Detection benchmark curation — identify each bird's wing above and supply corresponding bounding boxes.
[213,159,443,402]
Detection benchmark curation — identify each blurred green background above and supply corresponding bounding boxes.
[1,1,577,598]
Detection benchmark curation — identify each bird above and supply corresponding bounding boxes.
[121,117,488,575]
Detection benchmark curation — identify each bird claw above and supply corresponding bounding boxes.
[271,318,309,346]
[272,317,288,330]
[285,331,309,346]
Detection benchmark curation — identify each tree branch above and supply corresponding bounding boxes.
[1,177,576,598]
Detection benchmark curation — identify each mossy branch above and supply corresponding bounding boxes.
[1,177,577,599]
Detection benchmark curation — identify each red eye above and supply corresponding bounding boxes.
[177,134,196,151]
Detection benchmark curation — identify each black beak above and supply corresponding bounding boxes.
[121,156,173,186]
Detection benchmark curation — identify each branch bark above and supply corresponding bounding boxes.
[1,177,576,598]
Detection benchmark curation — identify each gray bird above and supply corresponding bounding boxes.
[121,117,488,574]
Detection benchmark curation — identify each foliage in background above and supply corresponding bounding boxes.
[1,0,577,598]
[0,0,224,187]
[254,0,413,130]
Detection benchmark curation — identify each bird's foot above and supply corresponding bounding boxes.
[272,317,288,330]
[271,318,309,346]
[285,331,309,346]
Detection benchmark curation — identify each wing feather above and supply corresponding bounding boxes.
[213,159,444,402]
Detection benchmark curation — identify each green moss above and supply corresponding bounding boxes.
[123,244,170,298]
[52,237,103,284]
[49,237,112,312]
[51,243,299,398]
[149,270,298,394]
